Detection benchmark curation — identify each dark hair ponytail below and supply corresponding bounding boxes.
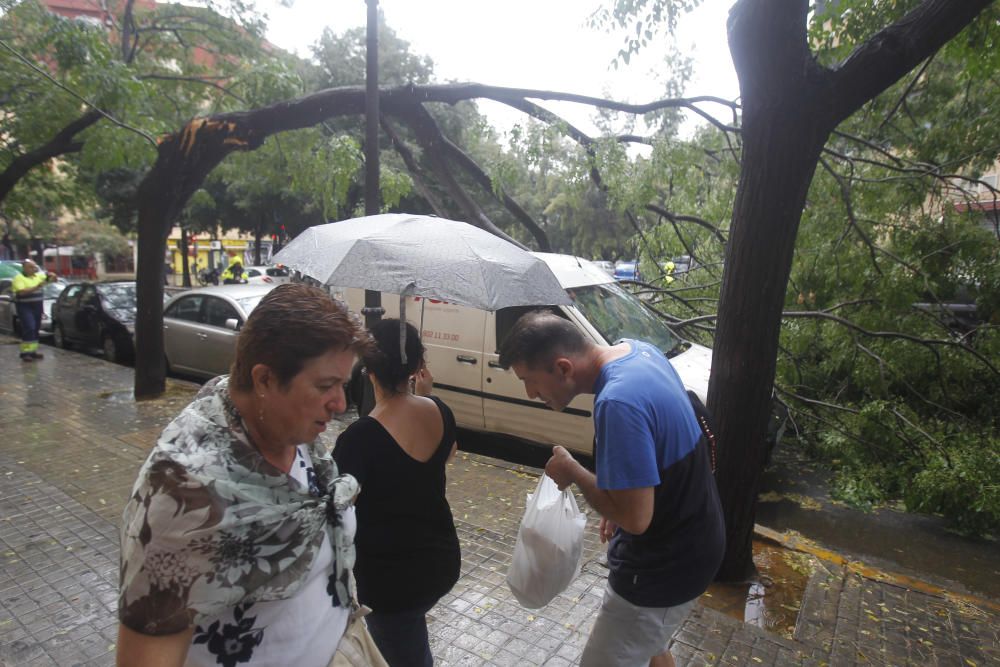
[363,319,424,392]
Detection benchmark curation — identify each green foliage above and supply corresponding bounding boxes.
[63,218,130,257]
[772,147,1000,535]
[309,16,434,89]
[588,0,702,67]
[908,435,1000,537]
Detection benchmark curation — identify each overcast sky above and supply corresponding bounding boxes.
[263,0,740,137]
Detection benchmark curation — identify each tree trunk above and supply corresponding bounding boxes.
[180,227,191,288]
[253,215,263,266]
[134,119,256,398]
[710,0,993,580]
[711,111,827,581]
[134,191,172,398]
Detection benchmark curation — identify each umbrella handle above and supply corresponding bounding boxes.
[398,283,415,366]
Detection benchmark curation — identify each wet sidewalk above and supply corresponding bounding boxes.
[1,338,997,666]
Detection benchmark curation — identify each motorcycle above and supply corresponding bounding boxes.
[196,267,220,286]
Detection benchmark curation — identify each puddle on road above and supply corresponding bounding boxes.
[700,540,813,639]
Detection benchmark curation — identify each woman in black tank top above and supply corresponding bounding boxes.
[334,319,461,667]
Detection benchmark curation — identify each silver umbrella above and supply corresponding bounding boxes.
[272,214,570,311]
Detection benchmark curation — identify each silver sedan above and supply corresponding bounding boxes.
[162,284,276,379]
[0,279,68,338]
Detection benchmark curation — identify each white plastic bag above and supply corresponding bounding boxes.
[506,474,587,609]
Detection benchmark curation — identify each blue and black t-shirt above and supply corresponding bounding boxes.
[594,340,725,607]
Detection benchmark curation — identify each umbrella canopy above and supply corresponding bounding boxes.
[272,214,571,310]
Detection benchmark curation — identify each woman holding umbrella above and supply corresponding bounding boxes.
[334,318,461,666]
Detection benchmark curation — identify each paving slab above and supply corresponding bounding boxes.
[1,338,997,666]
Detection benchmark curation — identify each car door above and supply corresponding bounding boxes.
[55,284,83,340]
[198,295,242,377]
[482,306,597,455]
[163,294,205,374]
[75,285,103,347]
[0,283,14,334]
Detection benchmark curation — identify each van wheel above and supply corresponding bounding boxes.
[54,323,70,349]
[103,335,120,364]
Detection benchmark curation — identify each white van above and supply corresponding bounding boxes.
[333,253,744,456]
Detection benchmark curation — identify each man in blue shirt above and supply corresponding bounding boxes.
[499,311,724,667]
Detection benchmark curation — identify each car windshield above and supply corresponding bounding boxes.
[566,282,682,354]
[236,295,266,314]
[97,283,137,309]
[43,282,65,299]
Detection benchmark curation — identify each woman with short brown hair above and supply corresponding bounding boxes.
[117,283,371,667]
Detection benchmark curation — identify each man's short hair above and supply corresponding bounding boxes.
[498,310,589,370]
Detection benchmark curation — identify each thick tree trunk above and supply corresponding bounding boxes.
[712,0,993,580]
[134,119,261,398]
[712,0,833,581]
[135,191,172,398]
[711,111,827,580]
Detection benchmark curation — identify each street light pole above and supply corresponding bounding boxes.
[362,0,383,330]
[359,0,383,417]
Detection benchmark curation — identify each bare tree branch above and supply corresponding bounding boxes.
[379,116,450,218]
[878,54,936,133]
[436,130,551,251]
[390,103,527,249]
[0,110,102,203]
[644,203,727,245]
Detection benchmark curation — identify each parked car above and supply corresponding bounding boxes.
[0,279,69,338]
[613,260,640,282]
[334,252,787,456]
[51,281,140,363]
[162,283,276,379]
[0,260,24,279]
[243,264,291,285]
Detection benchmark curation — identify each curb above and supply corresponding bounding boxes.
[754,524,1000,613]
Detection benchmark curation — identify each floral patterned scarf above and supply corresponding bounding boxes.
[119,376,359,636]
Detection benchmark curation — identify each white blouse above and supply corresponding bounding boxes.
[185,447,354,667]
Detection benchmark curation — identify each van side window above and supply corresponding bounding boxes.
[494,306,568,354]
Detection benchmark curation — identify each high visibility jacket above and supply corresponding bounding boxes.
[221,264,243,281]
[11,272,47,303]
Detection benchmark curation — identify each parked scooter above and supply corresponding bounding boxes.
[196,267,220,286]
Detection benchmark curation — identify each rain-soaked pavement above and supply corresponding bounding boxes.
[1,337,997,666]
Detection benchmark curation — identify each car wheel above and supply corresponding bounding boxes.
[54,323,70,349]
[103,335,120,364]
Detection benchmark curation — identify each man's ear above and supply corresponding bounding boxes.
[553,357,574,380]
[250,364,274,394]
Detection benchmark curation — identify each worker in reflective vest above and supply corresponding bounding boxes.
[12,259,56,362]
[221,260,245,284]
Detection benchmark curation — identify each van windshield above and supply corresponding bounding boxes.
[566,282,683,355]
